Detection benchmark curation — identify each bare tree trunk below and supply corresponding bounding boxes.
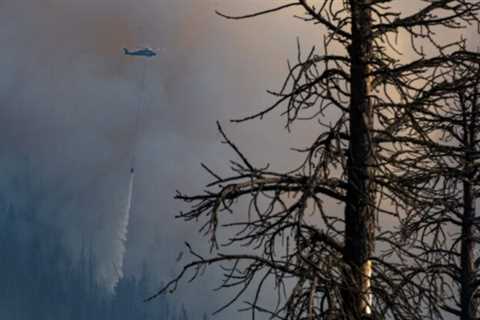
[461,178,475,320]
[460,87,478,320]
[342,1,374,319]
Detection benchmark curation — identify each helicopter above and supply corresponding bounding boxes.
[123,47,157,58]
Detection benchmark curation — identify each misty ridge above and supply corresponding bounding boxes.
[0,159,203,320]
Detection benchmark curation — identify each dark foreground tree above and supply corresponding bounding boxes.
[149,2,480,319]
[392,61,480,320]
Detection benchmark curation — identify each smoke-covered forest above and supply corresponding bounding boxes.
[0,177,185,320]
[3,0,480,319]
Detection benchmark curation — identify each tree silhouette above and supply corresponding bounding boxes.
[392,61,480,320]
[151,2,480,319]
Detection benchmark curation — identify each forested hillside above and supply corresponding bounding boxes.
[0,195,182,320]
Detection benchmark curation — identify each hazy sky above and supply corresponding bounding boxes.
[1,1,477,318]
[0,0,322,316]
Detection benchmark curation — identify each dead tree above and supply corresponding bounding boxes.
[148,2,480,319]
[388,61,480,320]
[456,65,480,320]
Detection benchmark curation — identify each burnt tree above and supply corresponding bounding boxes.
[391,61,480,320]
[149,2,480,320]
